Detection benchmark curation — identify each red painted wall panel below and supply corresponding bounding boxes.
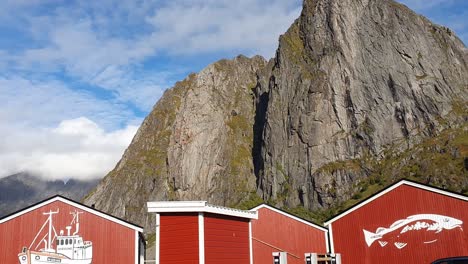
[331,185,468,264]
[0,200,136,264]
[251,207,327,264]
[204,213,250,264]
[160,213,199,264]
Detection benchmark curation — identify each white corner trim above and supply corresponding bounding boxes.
[324,180,468,226]
[0,196,143,232]
[249,221,253,264]
[198,213,205,264]
[134,230,139,264]
[325,230,330,253]
[147,201,258,219]
[155,213,160,264]
[328,224,335,254]
[250,204,327,232]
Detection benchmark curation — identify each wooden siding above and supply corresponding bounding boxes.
[251,207,327,264]
[0,200,135,264]
[331,184,468,264]
[252,208,327,264]
[160,213,199,264]
[204,213,250,264]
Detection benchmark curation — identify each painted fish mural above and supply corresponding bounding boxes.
[363,214,463,249]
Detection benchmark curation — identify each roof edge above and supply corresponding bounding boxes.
[0,195,144,232]
[147,201,258,219]
[250,203,328,232]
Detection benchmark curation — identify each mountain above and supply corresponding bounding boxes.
[84,0,468,234]
[0,173,99,218]
[84,56,267,229]
[254,0,468,215]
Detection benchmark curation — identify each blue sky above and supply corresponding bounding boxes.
[0,0,466,180]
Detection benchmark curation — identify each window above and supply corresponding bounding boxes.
[65,239,68,245]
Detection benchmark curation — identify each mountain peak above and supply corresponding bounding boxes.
[256,0,467,210]
[84,55,266,230]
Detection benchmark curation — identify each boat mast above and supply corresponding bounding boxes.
[70,210,83,235]
[43,210,59,250]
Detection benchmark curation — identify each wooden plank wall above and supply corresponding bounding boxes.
[0,200,135,264]
[251,207,327,264]
[332,185,468,264]
[204,213,250,264]
[160,213,199,264]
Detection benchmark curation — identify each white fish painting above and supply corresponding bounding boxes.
[363,214,463,250]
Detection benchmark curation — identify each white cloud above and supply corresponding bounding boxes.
[146,0,302,57]
[0,76,140,180]
[3,14,170,109]
[0,76,134,129]
[0,117,138,180]
[1,0,302,112]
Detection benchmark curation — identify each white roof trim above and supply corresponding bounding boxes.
[250,204,328,232]
[324,180,468,226]
[147,201,258,219]
[0,196,143,232]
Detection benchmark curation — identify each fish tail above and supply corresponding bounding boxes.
[363,229,381,247]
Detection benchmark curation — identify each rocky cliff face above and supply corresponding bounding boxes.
[254,0,468,211]
[84,56,266,229]
[84,0,468,233]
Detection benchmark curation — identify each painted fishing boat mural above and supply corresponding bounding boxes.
[17,209,92,264]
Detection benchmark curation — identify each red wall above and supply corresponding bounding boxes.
[251,207,327,264]
[331,184,468,264]
[204,213,250,264]
[160,213,199,264]
[0,200,136,264]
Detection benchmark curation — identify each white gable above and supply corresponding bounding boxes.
[0,196,143,232]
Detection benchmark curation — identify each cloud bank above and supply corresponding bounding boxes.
[0,76,140,180]
[0,117,138,181]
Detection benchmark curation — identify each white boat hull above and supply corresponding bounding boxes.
[18,250,92,264]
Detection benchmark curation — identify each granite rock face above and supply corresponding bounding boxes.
[84,55,266,230]
[254,0,468,209]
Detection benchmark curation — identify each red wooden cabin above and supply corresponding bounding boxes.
[325,180,468,264]
[250,204,328,264]
[147,201,258,264]
[0,195,144,264]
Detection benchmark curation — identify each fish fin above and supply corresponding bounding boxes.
[378,241,388,247]
[375,227,386,233]
[394,242,407,249]
[363,229,381,247]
